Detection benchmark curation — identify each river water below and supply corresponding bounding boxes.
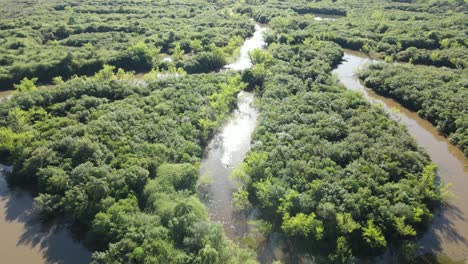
[0,24,268,264]
[0,89,13,101]
[0,165,92,264]
[1,23,466,263]
[333,50,468,262]
[200,92,258,239]
[201,23,266,239]
[224,24,268,71]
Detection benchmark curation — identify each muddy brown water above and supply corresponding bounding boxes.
[0,165,92,264]
[333,50,468,262]
[0,89,14,101]
[0,23,268,264]
[1,26,466,263]
[1,83,92,264]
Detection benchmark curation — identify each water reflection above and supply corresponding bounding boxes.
[200,91,258,239]
[224,24,268,71]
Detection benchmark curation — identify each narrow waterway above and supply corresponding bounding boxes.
[200,23,266,240]
[0,24,268,264]
[200,92,258,239]
[0,165,92,264]
[333,50,468,262]
[0,89,13,101]
[224,23,268,71]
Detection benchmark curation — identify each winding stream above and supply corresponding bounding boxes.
[0,24,268,264]
[201,23,266,239]
[200,92,258,239]
[1,22,466,264]
[333,50,468,262]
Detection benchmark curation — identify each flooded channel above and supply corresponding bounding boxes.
[0,165,92,264]
[0,23,269,264]
[333,50,468,262]
[224,23,268,71]
[200,92,258,239]
[0,89,14,101]
[201,23,266,239]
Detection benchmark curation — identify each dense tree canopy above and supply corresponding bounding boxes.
[236,19,444,263]
[360,63,468,156]
[0,69,256,263]
[0,0,464,263]
[0,0,255,88]
[236,0,467,68]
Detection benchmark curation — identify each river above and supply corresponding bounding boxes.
[200,23,266,239]
[0,165,92,264]
[1,23,466,263]
[202,24,468,263]
[333,50,468,262]
[0,24,269,264]
[0,89,14,101]
[224,24,268,71]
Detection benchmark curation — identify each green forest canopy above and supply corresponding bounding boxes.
[0,0,255,87]
[0,0,466,263]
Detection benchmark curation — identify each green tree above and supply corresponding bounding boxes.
[198,244,219,264]
[362,220,387,248]
[14,77,38,92]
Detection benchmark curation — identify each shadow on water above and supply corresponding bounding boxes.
[333,50,468,262]
[0,165,91,264]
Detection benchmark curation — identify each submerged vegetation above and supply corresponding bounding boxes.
[0,0,466,263]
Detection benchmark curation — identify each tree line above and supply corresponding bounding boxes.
[360,63,467,156]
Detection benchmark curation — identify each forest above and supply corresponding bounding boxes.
[236,24,444,262]
[0,0,466,263]
[0,69,257,263]
[236,0,467,68]
[360,63,467,156]
[0,0,254,87]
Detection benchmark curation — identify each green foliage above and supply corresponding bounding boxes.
[328,237,355,264]
[0,0,461,263]
[198,244,219,264]
[238,21,442,261]
[156,163,199,192]
[238,0,466,68]
[0,0,256,88]
[0,71,255,263]
[282,212,324,240]
[362,220,387,249]
[249,49,273,65]
[14,77,38,92]
[185,48,227,73]
[360,63,467,155]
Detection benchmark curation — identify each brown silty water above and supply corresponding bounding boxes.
[333,50,468,262]
[0,165,92,264]
[1,23,466,263]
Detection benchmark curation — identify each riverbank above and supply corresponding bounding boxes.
[333,51,468,262]
[0,165,92,263]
